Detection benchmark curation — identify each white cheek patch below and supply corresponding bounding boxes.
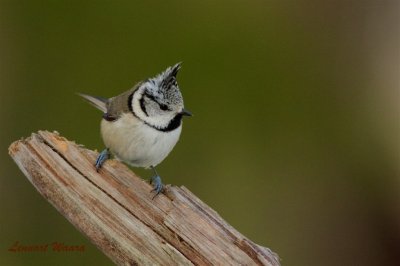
[131,86,171,129]
[144,99,159,116]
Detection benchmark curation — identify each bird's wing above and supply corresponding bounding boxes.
[107,83,142,118]
[79,83,141,120]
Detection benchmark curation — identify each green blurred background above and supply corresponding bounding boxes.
[1,1,399,265]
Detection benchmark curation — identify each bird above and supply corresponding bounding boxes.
[78,63,191,197]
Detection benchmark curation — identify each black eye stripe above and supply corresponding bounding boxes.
[144,92,158,103]
[144,92,170,111]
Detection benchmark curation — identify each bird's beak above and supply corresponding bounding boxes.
[180,109,192,117]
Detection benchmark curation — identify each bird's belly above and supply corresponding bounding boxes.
[100,113,182,168]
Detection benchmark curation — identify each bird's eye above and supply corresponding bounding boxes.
[160,104,168,111]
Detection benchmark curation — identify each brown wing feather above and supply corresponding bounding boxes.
[106,83,141,119]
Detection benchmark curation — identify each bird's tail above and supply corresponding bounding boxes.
[77,93,107,113]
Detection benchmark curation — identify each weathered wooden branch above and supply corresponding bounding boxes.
[8,131,280,266]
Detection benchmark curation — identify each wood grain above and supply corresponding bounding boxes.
[8,131,280,266]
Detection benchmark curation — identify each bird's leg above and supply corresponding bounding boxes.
[150,166,164,198]
[95,148,110,171]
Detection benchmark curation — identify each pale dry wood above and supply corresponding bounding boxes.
[8,131,280,266]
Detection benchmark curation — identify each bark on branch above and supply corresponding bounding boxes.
[8,131,280,266]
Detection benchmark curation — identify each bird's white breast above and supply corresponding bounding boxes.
[100,113,182,168]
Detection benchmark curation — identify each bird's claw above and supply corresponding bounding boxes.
[150,175,164,199]
[95,148,110,171]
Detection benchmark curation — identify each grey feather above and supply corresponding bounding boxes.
[78,93,108,113]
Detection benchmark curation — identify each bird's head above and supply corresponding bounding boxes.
[131,63,191,130]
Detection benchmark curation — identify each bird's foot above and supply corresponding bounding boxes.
[150,175,164,199]
[95,148,110,171]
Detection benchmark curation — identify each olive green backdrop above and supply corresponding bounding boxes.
[1,1,399,265]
